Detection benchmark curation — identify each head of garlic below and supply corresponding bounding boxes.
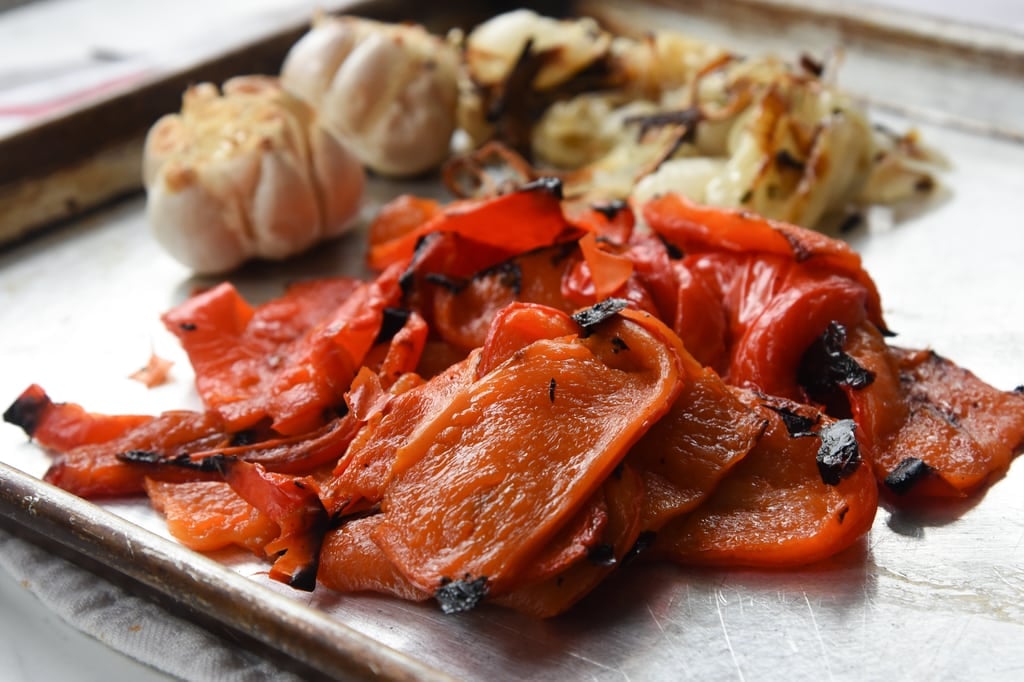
[143,75,365,274]
[280,15,460,178]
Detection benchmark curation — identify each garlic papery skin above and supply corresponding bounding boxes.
[143,75,365,274]
[281,15,459,178]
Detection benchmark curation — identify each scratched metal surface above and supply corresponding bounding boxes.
[2,3,1024,681]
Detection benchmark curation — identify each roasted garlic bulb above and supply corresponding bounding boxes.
[280,15,460,177]
[143,76,365,274]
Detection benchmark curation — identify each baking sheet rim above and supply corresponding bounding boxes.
[0,460,452,681]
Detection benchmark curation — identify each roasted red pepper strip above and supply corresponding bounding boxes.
[370,304,683,597]
[643,192,885,330]
[628,357,767,533]
[367,179,580,272]
[562,199,635,244]
[321,353,481,517]
[164,269,401,435]
[514,490,609,585]
[42,407,226,498]
[654,393,878,567]
[477,302,578,379]
[318,515,431,602]
[219,459,329,591]
[430,245,580,352]
[186,416,361,476]
[493,463,644,618]
[659,249,871,401]
[842,322,1024,501]
[4,384,151,450]
[324,303,578,518]
[367,194,443,270]
[727,257,871,400]
[144,479,279,554]
[577,232,635,301]
[626,233,679,324]
[376,311,428,389]
[563,250,658,316]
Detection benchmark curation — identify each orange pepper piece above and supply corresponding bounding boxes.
[367,179,578,272]
[371,304,683,597]
[843,322,1024,501]
[493,463,645,618]
[654,393,878,567]
[144,478,279,555]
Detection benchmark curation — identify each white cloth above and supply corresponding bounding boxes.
[0,528,301,682]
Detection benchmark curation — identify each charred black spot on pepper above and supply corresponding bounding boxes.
[477,260,523,296]
[622,530,657,567]
[592,199,628,219]
[930,403,962,429]
[120,450,236,475]
[837,504,850,524]
[548,242,577,266]
[288,502,331,592]
[178,322,197,332]
[399,233,442,296]
[658,236,684,260]
[287,562,320,592]
[611,337,629,354]
[798,322,876,400]
[192,453,235,474]
[884,457,933,496]
[572,298,629,337]
[548,378,557,403]
[424,273,467,293]
[3,390,50,437]
[587,543,616,566]
[1015,385,1024,394]
[435,574,489,614]
[764,404,819,437]
[117,449,163,465]
[229,429,258,447]
[375,307,412,344]
[778,228,814,261]
[816,419,861,485]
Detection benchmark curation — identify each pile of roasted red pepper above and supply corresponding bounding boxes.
[6,180,1024,616]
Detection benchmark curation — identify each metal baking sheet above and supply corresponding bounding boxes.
[2,1,1024,679]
